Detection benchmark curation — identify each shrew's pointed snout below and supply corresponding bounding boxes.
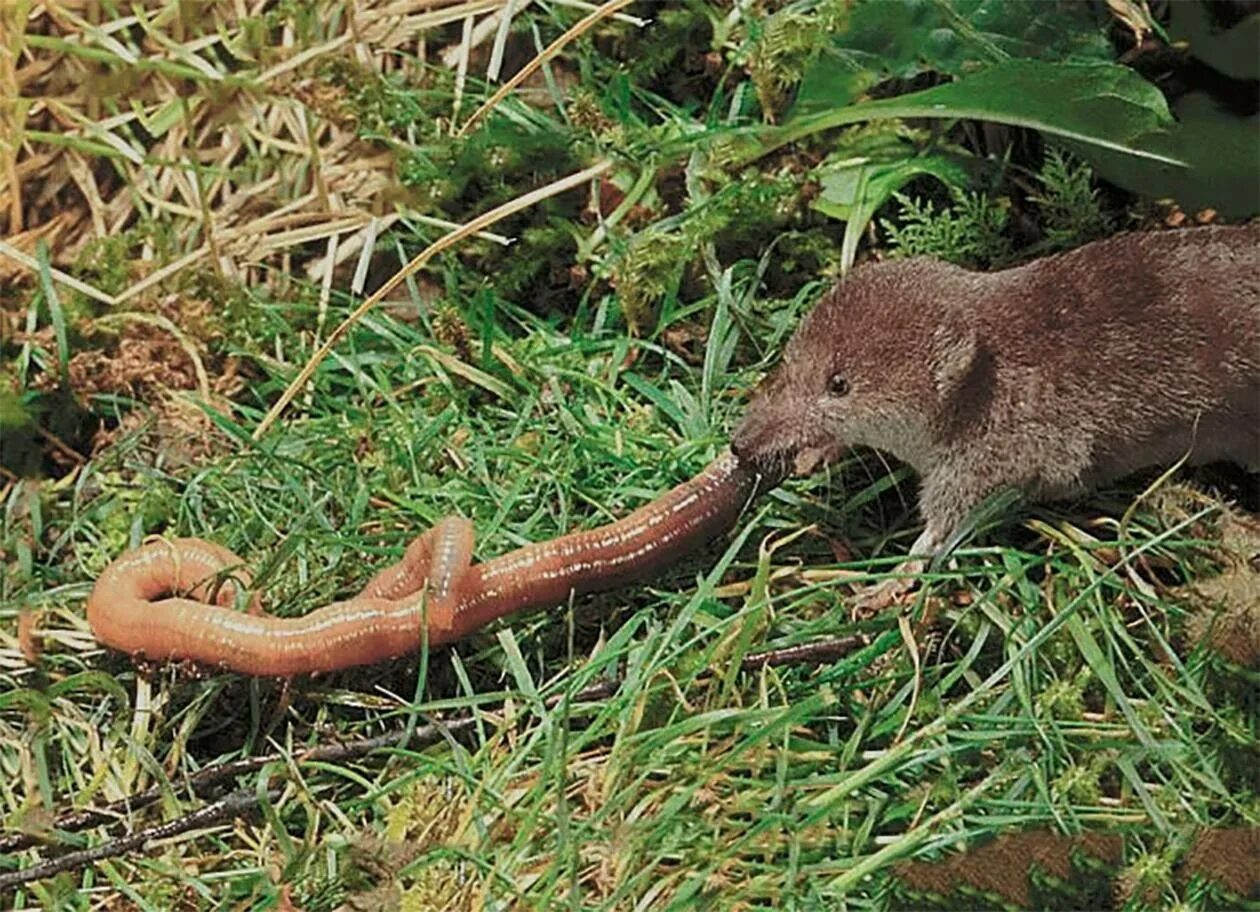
[732,394,846,484]
[731,400,800,487]
[730,404,774,463]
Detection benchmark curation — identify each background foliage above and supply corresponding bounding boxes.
[2,0,1258,908]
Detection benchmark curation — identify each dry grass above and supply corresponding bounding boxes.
[3,0,587,301]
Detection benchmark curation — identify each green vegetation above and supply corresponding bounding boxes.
[2,1,1257,908]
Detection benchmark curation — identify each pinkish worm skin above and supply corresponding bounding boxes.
[85,452,757,676]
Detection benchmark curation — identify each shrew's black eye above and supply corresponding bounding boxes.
[828,373,850,396]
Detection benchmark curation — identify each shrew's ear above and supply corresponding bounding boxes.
[930,310,981,400]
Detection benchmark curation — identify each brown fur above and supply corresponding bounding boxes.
[733,226,1260,555]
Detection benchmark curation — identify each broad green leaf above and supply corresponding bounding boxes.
[823,157,968,271]
[794,0,1114,116]
[1067,92,1260,217]
[761,60,1183,168]
[808,128,967,220]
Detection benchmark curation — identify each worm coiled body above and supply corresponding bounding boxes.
[86,453,756,675]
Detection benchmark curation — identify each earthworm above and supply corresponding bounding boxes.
[85,452,758,676]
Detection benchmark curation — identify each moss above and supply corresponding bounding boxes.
[608,169,814,329]
[86,472,181,569]
[1037,669,1088,721]
[0,381,30,429]
[1052,760,1103,806]
[610,229,685,332]
[1115,842,1177,909]
[399,118,582,224]
[320,57,441,138]
[490,221,579,302]
[72,220,179,299]
[746,1,849,120]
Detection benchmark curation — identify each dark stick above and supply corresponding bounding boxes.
[0,726,471,855]
[0,790,281,892]
[745,636,866,668]
[0,635,869,890]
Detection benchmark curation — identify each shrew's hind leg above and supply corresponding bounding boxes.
[849,525,945,619]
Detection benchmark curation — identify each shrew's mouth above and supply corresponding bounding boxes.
[792,442,844,477]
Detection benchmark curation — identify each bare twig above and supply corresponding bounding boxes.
[0,790,282,892]
[745,636,866,668]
